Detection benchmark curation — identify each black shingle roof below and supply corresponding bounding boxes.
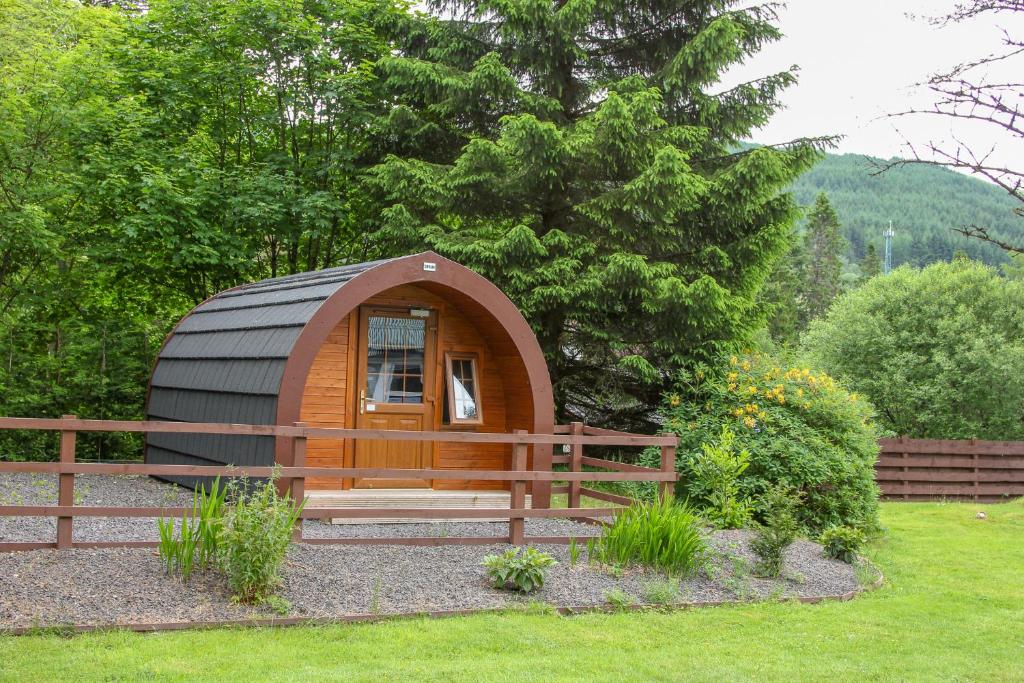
[145,257,398,487]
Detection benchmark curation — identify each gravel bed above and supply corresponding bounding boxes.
[0,473,864,629]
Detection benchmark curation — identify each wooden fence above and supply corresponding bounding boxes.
[0,416,677,553]
[876,437,1024,502]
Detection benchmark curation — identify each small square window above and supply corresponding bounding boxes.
[443,352,483,425]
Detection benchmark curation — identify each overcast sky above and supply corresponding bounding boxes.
[724,0,1024,163]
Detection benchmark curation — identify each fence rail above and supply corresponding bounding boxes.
[0,416,677,553]
[877,437,1024,502]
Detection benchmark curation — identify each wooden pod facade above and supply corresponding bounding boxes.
[144,252,555,506]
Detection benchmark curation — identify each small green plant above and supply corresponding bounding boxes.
[156,517,178,575]
[592,498,707,576]
[641,578,680,605]
[602,588,637,610]
[568,537,580,566]
[481,547,558,593]
[819,525,866,563]
[751,485,802,578]
[690,426,754,529]
[154,477,226,582]
[219,475,305,605]
[194,477,227,568]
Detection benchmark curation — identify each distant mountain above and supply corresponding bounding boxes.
[788,151,1022,268]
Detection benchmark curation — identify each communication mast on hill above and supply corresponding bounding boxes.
[883,221,895,274]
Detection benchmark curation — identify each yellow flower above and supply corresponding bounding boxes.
[850,392,858,402]
[745,403,758,414]
[730,355,738,366]
[668,394,681,407]
[748,386,758,395]
[774,384,785,394]
[757,410,767,420]
[727,372,738,382]
[733,408,744,417]
[803,402,813,409]
[796,388,804,397]
[743,416,756,428]
[727,382,738,392]
[741,360,751,371]
[777,394,786,404]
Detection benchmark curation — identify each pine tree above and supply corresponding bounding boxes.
[859,243,882,281]
[800,193,844,325]
[365,2,824,427]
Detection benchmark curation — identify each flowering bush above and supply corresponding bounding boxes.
[659,351,881,534]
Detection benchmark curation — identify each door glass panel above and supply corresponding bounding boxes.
[365,316,425,404]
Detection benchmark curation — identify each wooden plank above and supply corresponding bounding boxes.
[880,483,1024,496]
[509,432,527,544]
[659,437,676,502]
[0,462,677,481]
[878,438,1024,456]
[568,422,583,514]
[876,455,1024,469]
[579,487,633,506]
[580,456,660,473]
[298,536,505,546]
[875,469,1024,483]
[0,505,622,520]
[0,417,678,446]
[57,415,76,549]
[291,423,307,541]
[550,454,570,464]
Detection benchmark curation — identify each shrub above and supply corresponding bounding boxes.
[219,477,304,605]
[593,498,707,576]
[657,350,881,534]
[802,260,1024,440]
[689,426,753,529]
[819,525,866,564]
[750,485,801,578]
[481,547,557,593]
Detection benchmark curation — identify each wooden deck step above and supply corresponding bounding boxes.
[305,489,532,524]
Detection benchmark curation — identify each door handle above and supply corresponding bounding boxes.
[359,389,366,415]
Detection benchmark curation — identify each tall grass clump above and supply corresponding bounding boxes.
[593,498,707,575]
[220,476,304,606]
[155,477,227,582]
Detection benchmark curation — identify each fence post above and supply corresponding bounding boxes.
[568,421,583,517]
[291,422,308,542]
[57,414,77,549]
[509,429,527,545]
[900,436,909,501]
[658,434,676,503]
[971,438,979,502]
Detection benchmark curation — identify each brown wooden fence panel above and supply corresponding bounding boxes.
[876,437,1024,502]
[0,418,678,552]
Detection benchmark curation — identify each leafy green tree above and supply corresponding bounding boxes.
[802,260,1024,439]
[760,234,804,345]
[799,193,844,325]
[366,1,824,427]
[859,243,882,280]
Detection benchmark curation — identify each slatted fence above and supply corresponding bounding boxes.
[876,437,1024,502]
[0,416,677,553]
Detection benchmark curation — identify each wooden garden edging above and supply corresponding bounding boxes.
[876,437,1024,502]
[0,416,677,553]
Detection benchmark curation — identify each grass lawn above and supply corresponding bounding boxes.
[1,500,1022,682]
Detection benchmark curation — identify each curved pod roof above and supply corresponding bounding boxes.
[145,252,555,481]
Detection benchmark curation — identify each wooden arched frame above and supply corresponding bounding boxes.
[274,252,556,507]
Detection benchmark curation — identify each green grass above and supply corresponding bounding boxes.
[2,500,1023,682]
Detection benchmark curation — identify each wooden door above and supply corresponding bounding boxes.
[353,306,436,488]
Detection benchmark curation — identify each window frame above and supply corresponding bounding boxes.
[443,351,484,425]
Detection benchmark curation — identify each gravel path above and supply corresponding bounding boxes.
[0,473,863,629]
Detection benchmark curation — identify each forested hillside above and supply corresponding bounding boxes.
[790,152,1022,267]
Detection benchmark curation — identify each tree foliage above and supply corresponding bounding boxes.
[365,0,824,428]
[0,0,401,459]
[802,259,1024,439]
